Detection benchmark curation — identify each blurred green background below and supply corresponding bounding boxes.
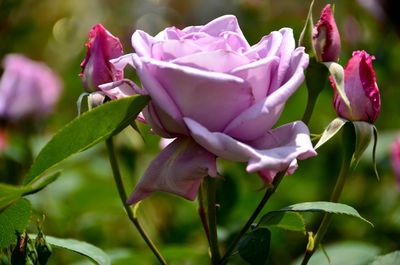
[1,0,400,264]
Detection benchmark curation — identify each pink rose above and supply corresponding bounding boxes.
[111,15,317,203]
[313,4,341,62]
[0,54,62,121]
[331,50,380,123]
[80,24,124,92]
[391,136,400,187]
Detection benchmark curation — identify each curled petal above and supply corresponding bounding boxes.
[99,79,143,99]
[127,137,217,204]
[184,118,316,179]
[132,30,156,57]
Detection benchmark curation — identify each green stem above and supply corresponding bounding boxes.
[206,177,221,264]
[300,124,355,265]
[219,171,285,265]
[105,138,168,265]
[198,182,210,245]
[301,91,318,126]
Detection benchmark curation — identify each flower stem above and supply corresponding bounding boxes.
[205,176,221,264]
[105,138,168,265]
[219,171,285,265]
[300,124,355,265]
[198,182,211,245]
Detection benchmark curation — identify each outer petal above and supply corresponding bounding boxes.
[131,30,156,57]
[127,137,217,204]
[184,118,316,177]
[224,47,309,141]
[132,54,187,135]
[200,15,248,42]
[244,31,282,60]
[140,56,254,132]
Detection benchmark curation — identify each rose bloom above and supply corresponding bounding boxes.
[0,54,62,121]
[109,15,316,203]
[331,50,380,123]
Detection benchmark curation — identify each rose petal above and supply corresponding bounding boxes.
[131,53,187,135]
[98,79,139,99]
[131,30,156,57]
[269,28,296,94]
[223,47,309,141]
[244,31,282,60]
[184,118,316,176]
[152,40,203,61]
[139,56,254,132]
[200,15,246,39]
[231,56,279,101]
[127,137,217,204]
[172,50,250,72]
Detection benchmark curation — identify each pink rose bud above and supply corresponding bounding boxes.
[313,4,341,62]
[330,50,380,123]
[391,137,400,187]
[0,54,62,121]
[80,24,124,92]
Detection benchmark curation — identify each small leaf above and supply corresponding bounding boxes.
[352,121,373,167]
[258,211,306,232]
[238,228,271,265]
[279,201,373,226]
[24,95,150,185]
[369,251,400,265]
[0,199,31,248]
[315,118,347,149]
[31,235,111,265]
[324,62,351,111]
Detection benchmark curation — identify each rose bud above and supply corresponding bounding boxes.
[330,50,380,123]
[0,54,62,121]
[80,24,123,92]
[391,136,400,187]
[313,4,341,62]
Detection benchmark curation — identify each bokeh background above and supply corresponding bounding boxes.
[1,0,400,264]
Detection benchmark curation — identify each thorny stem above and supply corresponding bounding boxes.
[106,138,168,265]
[219,171,286,265]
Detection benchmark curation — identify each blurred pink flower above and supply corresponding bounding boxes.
[330,50,380,123]
[390,136,400,187]
[111,15,316,203]
[313,4,341,62]
[0,54,62,121]
[80,24,124,92]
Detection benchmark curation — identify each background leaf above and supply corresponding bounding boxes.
[0,199,31,248]
[238,228,271,265]
[369,251,400,265]
[258,211,306,232]
[23,95,150,185]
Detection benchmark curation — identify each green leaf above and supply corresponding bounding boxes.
[0,172,61,211]
[33,235,110,265]
[352,121,374,167]
[279,201,373,226]
[258,211,306,232]
[0,199,31,248]
[324,62,351,111]
[315,118,347,149]
[369,251,400,265]
[24,95,150,185]
[238,228,271,265]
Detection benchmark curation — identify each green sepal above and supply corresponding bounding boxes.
[324,62,352,112]
[315,118,347,149]
[299,0,315,57]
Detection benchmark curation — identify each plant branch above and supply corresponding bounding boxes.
[206,176,221,264]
